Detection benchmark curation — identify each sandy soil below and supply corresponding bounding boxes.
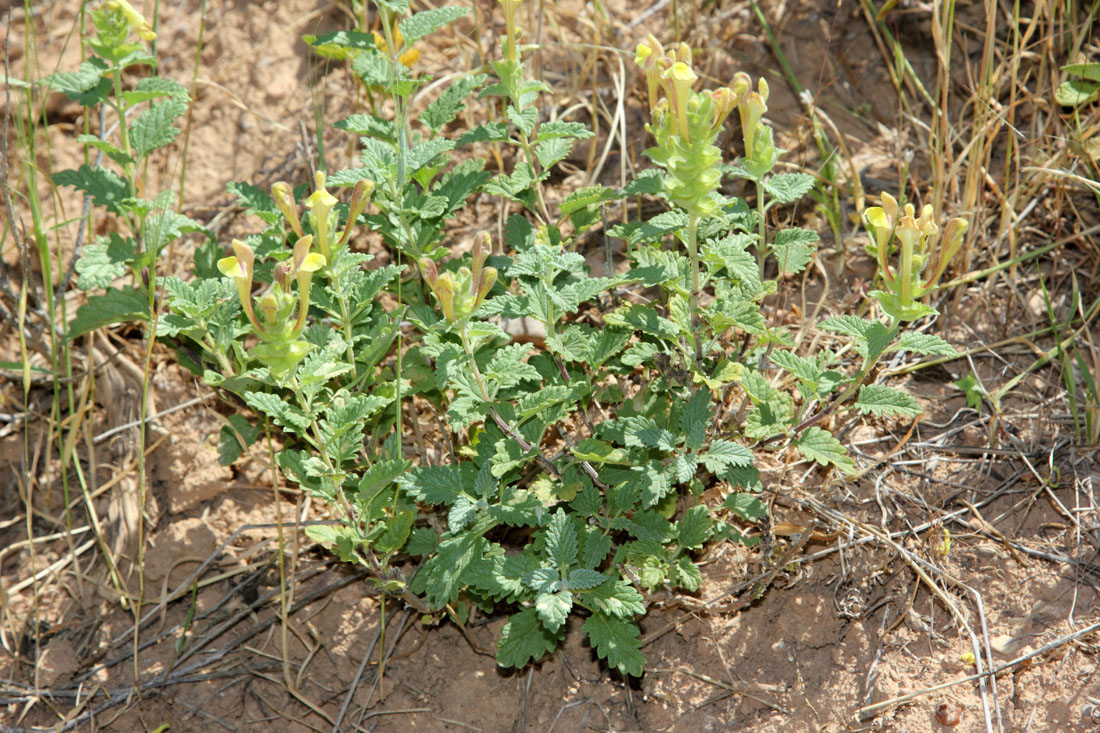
[2,1,1098,731]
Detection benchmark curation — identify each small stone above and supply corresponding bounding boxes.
[36,637,79,687]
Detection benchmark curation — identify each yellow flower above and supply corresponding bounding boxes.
[373,25,419,67]
[105,0,156,42]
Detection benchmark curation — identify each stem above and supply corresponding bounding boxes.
[755,179,768,276]
[687,212,700,362]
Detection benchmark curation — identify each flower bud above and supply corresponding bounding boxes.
[419,257,439,287]
[433,272,457,322]
[272,181,303,237]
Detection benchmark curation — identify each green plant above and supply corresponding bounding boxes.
[159,0,967,677]
[46,1,203,338]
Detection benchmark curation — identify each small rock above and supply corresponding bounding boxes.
[989,634,1022,657]
[36,637,79,687]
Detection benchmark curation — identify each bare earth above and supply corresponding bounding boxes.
[2,1,1098,732]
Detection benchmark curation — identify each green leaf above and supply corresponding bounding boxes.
[1055,78,1100,107]
[764,172,815,204]
[75,135,134,167]
[496,607,562,669]
[680,388,711,452]
[1063,62,1100,82]
[304,524,360,563]
[75,233,134,290]
[535,590,573,632]
[855,384,921,418]
[582,613,645,677]
[795,427,856,473]
[42,58,110,106]
[954,372,986,410]
[422,73,485,133]
[723,492,767,522]
[53,165,129,215]
[400,464,469,505]
[122,76,188,105]
[507,104,537,136]
[420,532,489,608]
[572,438,631,466]
[406,527,439,557]
[582,578,645,618]
[676,505,713,549]
[544,508,578,569]
[535,136,572,170]
[374,510,415,554]
[399,6,470,44]
[356,459,412,508]
[227,181,279,223]
[538,121,594,140]
[604,303,678,339]
[567,568,607,590]
[130,98,188,158]
[67,286,149,339]
[889,332,957,357]
[218,414,260,466]
[621,417,677,451]
[771,227,818,275]
[242,391,312,434]
[700,440,754,472]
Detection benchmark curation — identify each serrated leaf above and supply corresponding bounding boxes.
[545,508,578,568]
[496,607,562,669]
[680,388,711,451]
[53,165,129,215]
[604,303,678,339]
[582,577,645,618]
[771,228,818,275]
[764,172,815,204]
[673,453,698,483]
[700,440,754,472]
[217,414,260,466]
[399,6,470,44]
[75,135,134,167]
[243,391,312,433]
[399,465,468,505]
[582,613,645,677]
[724,492,767,522]
[406,527,439,557]
[889,332,957,357]
[422,73,485,133]
[535,136,572,170]
[507,104,537,136]
[67,286,149,339]
[421,533,488,608]
[676,505,713,549]
[535,590,573,632]
[75,233,134,290]
[130,99,188,157]
[567,568,607,590]
[42,58,110,106]
[122,76,188,105]
[795,426,856,473]
[855,384,921,417]
[374,509,415,554]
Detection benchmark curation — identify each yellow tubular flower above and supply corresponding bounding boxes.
[218,239,260,331]
[304,171,338,260]
[663,62,698,141]
[894,214,923,306]
[272,181,304,237]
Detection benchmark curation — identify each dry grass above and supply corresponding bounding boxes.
[1,0,1098,730]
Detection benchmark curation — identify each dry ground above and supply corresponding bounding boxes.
[2,1,1099,731]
